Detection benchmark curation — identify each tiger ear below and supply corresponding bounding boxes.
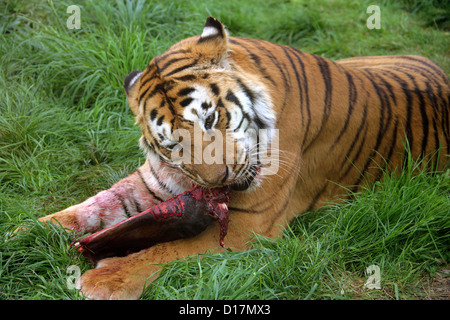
[196,17,228,63]
[124,70,143,116]
[198,17,227,43]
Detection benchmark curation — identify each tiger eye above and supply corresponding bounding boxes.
[205,113,215,130]
[166,142,178,150]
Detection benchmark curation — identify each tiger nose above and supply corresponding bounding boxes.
[189,164,230,186]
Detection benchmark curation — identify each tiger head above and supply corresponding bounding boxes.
[124,17,276,191]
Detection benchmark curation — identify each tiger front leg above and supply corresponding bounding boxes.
[38,160,183,234]
[76,209,264,300]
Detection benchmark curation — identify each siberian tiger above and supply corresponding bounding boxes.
[39,17,449,299]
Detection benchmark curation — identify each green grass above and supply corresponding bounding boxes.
[0,0,448,300]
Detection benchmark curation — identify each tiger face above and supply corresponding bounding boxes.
[124,17,276,191]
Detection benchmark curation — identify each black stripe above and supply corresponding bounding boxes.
[232,38,290,122]
[387,65,447,154]
[398,55,448,83]
[225,89,243,109]
[404,73,429,158]
[421,77,442,123]
[158,57,190,74]
[365,69,394,137]
[138,83,153,103]
[422,79,449,155]
[228,172,296,215]
[355,71,392,184]
[226,89,251,131]
[235,114,244,132]
[375,117,399,181]
[147,125,161,150]
[250,41,291,119]
[235,78,255,104]
[138,64,153,82]
[137,169,164,203]
[338,125,369,185]
[393,63,443,89]
[177,87,195,97]
[228,38,275,85]
[158,98,166,109]
[150,109,158,121]
[141,137,153,152]
[256,131,260,167]
[210,83,220,95]
[443,93,450,150]
[157,49,191,62]
[173,75,197,81]
[113,191,132,218]
[338,104,369,179]
[139,66,157,89]
[180,97,194,107]
[234,160,249,179]
[162,91,177,117]
[304,54,333,149]
[235,78,267,129]
[288,47,311,150]
[132,195,143,214]
[377,69,414,155]
[330,70,357,151]
[221,103,231,129]
[431,120,440,170]
[139,83,164,103]
[198,34,221,43]
[281,46,304,127]
[246,39,290,90]
[306,182,328,212]
[228,206,260,213]
[220,166,229,184]
[373,72,397,106]
[164,60,198,77]
[149,162,174,196]
[316,55,333,127]
[157,115,165,126]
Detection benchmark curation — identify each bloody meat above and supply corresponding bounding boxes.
[72,185,231,264]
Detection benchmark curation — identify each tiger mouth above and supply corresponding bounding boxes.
[166,157,259,191]
[230,165,258,191]
[191,172,256,191]
[230,175,254,191]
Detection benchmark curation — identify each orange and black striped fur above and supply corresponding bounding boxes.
[39,17,449,299]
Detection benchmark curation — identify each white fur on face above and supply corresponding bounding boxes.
[182,84,217,131]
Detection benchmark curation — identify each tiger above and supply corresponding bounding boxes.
[38,17,449,299]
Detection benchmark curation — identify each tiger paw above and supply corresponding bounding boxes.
[76,257,147,300]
